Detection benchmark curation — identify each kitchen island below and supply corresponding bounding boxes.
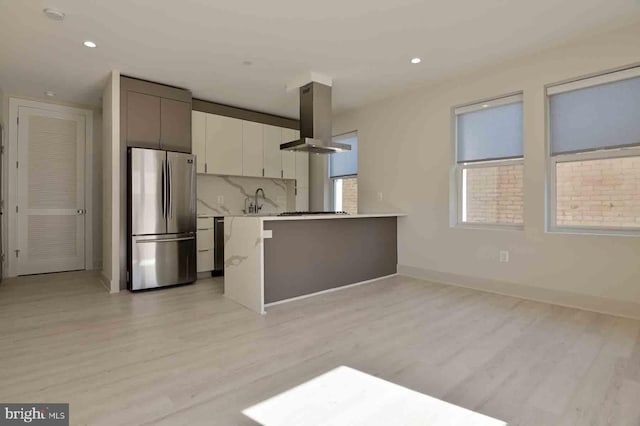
[224,213,405,313]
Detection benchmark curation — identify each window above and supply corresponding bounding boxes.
[334,177,358,214]
[330,132,358,214]
[547,67,640,233]
[454,94,524,227]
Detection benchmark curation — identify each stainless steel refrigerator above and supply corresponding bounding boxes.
[128,148,196,290]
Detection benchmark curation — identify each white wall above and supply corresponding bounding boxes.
[333,23,640,318]
[101,70,120,292]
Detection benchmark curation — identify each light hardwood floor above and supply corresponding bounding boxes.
[1,271,639,425]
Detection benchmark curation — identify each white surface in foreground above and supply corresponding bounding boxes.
[243,366,506,426]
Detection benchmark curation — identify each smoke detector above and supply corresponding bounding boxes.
[43,8,66,21]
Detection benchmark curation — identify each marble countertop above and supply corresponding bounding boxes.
[263,213,406,221]
[218,213,406,220]
[197,213,277,218]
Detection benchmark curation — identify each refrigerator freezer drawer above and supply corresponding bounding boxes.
[131,233,196,290]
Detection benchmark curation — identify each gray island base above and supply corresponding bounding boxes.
[224,214,404,313]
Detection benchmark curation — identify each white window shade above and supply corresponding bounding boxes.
[330,132,357,178]
[455,97,523,163]
[548,73,640,155]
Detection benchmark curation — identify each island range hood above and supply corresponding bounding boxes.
[280,82,351,154]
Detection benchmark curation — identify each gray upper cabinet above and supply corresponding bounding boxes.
[122,76,192,152]
[126,91,161,148]
[161,98,191,153]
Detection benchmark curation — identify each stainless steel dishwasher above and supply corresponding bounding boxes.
[213,217,225,276]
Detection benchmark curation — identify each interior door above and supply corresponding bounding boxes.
[0,124,3,281]
[16,106,86,275]
[167,151,196,234]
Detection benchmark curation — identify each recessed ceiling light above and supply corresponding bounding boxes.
[44,91,56,97]
[410,57,421,64]
[43,8,65,21]
[482,104,489,108]
[83,40,97,48]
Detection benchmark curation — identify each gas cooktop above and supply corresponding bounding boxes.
[277,211,348,216]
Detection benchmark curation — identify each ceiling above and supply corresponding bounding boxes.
[1,0,639,118]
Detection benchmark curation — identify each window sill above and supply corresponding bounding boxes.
[547,226,640,238]
[453,222,524,232]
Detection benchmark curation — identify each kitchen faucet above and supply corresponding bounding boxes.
[243,197,255,214]
[255,188,265,213]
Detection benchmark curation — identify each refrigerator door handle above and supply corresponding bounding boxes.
[161,159,166,219]
[167,159,172,219]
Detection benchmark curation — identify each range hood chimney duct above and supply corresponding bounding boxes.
[280,82,351,154]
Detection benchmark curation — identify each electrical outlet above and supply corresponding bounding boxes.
[217,195,224,204]
[377,192,383,201]
[499,250,509,263]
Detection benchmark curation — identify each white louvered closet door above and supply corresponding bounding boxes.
[17,106,86,275]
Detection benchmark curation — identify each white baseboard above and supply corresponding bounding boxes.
[98,270,118,294]
[398,264,640,321]
[265,273,398,309]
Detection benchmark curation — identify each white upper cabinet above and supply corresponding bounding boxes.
[281,128,297,179]
[263,125,283,178]
[194,111,305,182]
[191,111,206,173]
[242,121,264,177]
[206,114,243,176]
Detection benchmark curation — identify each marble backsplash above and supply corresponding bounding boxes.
[197,174,296,216]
